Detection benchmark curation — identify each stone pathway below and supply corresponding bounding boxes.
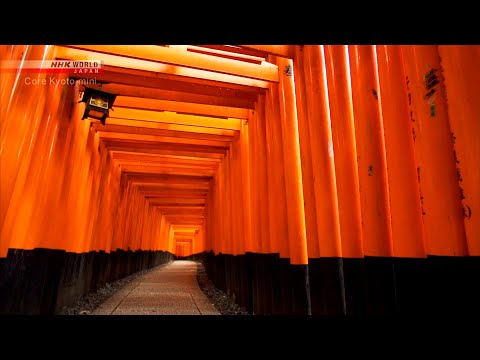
[92,260,220,315]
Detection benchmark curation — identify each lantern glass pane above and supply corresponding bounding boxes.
[89,95,109,109]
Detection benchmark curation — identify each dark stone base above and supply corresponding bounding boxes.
[364,256,396,315]
[343,258,368,315]
[189,251,310,315]
[311,256,480,315]
[426,256,480,315]
[308,258,346,315]
[189,252,480,315]
[0,248,174,315]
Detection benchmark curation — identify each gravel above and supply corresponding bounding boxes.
[195,262,250,315]
[57,267,154,315]
[58,261,250,315]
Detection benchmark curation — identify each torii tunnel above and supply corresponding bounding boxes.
[0,45,479,315]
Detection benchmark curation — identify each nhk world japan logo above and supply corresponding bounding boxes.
[0,60,104,74]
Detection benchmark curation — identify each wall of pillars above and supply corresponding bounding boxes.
[203,45,478,260]
[0,45,176,257]
[199,45,479,314]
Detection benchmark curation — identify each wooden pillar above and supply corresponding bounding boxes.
[302,46,342,258]
[348,45,393,257]
[376,45,426,258]
[276,57,308,265]
[218,160,226,254]
[248,107,261,254]
[227,145,237,255]
[240,119,254,254]
[256,95,271,254]
[324,45,364,258]
[292,46,320,258]
[266,86,290,259]
[401,45,468,256]
[232,135,246,255]
[438,45,480,256]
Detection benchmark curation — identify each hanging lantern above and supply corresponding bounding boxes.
[79,87,116,125]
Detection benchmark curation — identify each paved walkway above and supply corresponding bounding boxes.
[92,260,220,315]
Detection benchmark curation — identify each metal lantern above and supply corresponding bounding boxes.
[80,87,116,125]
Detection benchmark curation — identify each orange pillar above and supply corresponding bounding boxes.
[276,57,308,265]
[208,176,216,253]
[204,191,209,251]
[264,89,278,255]
[1,45,53,256]
[210,174,217,253]
[292,46,320,258]
[205,186,213,252]
[438,45,480,256]
[265,83,288,257]
[214,171,222,254]
[266,85,290,259]
[240,119,253,254]
[401,45,468,256]
[218,160,227,254]
[3,75,72,252]
[0,45,29,123]
[302,45,342,258]
[324,45,364,258]
[232,133,246,255]
[255,95,270,254]
[84,129,103,251]
[224,148,233,254]
[228,145,237,255]
[248,107,261,254]
[215,161,222,254]
[112,174,131,251]
[348,45,393,257]
[376,45,425,258]
[228,143,239,255]
[169,225,175,254]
